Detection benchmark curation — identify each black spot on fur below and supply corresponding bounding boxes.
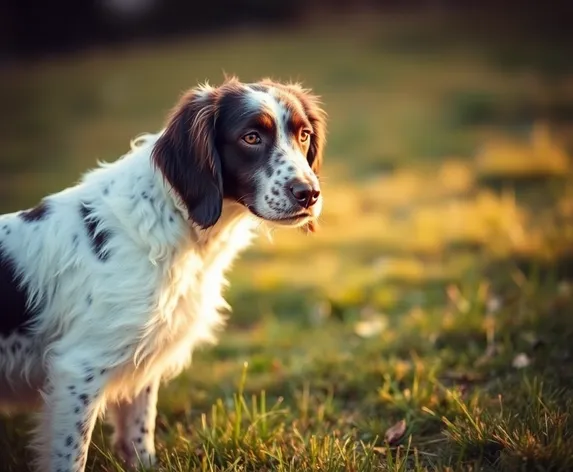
[78,394,89,406]
[80,203,111,262]
[100,368,106,375]
[74,406,80,414]
[85,374,93,382]
[20,201,51,222]
[66,436,73,447]
[68,385,76,392]
[141,427,149,434]
[276,169,281,175]
[86,294,93,306]
[287,166,295,172]
[146,386,151,394]
[141,191,149,200]
[0,243,37,336]
[65,453,71,461]
[136,437,142,444]
[103,186,109,196]
[72,233,79,249]
[271,187,279,196]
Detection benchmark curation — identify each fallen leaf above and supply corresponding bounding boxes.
[354,316,387,338]
[384,419,407,445]
[512,353,531,369]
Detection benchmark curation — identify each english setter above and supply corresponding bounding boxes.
[0,77,326,471]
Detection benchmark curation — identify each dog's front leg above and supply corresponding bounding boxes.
[107,378,159,469]
[32,355,108,472]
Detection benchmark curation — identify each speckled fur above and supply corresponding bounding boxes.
[0,78,326,471]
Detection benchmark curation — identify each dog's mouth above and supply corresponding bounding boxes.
[270,213,312,226]
[247,206,312,227]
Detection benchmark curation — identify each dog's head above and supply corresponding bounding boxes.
[152,77,326,231]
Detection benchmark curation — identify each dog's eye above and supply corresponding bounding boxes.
[300,129,312,142]
[242,132,261,145]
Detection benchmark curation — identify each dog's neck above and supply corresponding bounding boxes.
[142,154,258,262]
[192,201,256,255]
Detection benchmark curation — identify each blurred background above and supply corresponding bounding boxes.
[1,1,573,470]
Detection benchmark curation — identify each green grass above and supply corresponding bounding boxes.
[1,11,573,472]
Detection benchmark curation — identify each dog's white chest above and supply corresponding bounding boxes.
[134,212,257,383]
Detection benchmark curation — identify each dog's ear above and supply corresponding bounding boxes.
[303,93,327,177]
[152,87,222,229]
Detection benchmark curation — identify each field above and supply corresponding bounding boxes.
[1,12,573,471]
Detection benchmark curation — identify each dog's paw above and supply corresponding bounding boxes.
[114,440,156,470]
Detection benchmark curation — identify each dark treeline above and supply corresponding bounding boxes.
[1,0,572,62]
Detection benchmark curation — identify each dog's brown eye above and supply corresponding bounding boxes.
[300,129,311,142]
[243,133,261,145]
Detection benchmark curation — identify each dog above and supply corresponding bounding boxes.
[0,77,326,471]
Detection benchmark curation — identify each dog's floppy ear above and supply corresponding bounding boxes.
[152,87,222,229]
[302,91,327,177]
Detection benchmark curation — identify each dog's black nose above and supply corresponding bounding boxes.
[288,180,320,209]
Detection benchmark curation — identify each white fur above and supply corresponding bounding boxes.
[0,133,258,471]
[0,80,324,472]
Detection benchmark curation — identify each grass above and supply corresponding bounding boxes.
[1,11,573,472]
